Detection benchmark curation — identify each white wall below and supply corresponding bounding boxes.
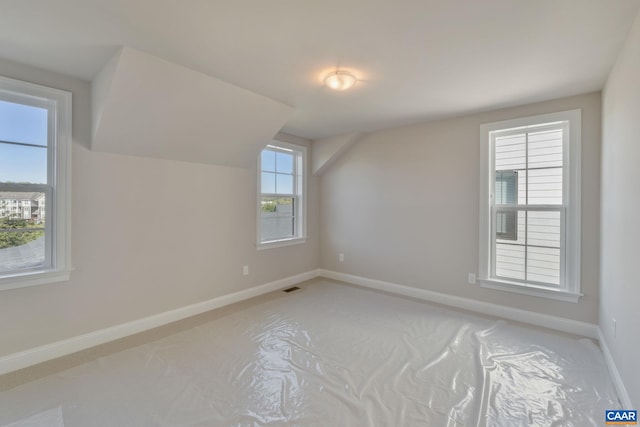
[0,58,319,357]
[601,10,640,408]
[320,92,601,323]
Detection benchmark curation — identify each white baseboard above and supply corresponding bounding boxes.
[597,327,632,408]
[318,269,598,339]
[0,269,321,376]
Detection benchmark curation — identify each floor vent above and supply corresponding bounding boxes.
[283,286,301,293]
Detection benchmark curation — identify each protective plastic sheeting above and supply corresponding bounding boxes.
[0,280,620,426]
[2,407,64,427]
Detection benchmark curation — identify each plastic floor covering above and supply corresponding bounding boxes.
[0,280,620,426]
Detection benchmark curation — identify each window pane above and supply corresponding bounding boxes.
[528,129,563,169]
[276,197,294,217]
[260,196,295,242]
[517,169,527,205]
[276,151,293,174]
[0,143,47,184]
[260,217,294,241]
[0,100,48,147]
[261,197,294,218]
[495,171,518,205]
[0,191,46,273]
[261,172,275,194]
[260,196,277,214]
[496,210,526,245]
[276,174,293,194]
[494,209,560,284]
[495,133,526,170]
[527,210,561,248]
[0,191,46,223]
[261,150,275,172]
[527,246,560,285]
[495,243,525,280]
[527,168,562,205]
[496,209,517,240]
[277,217,294,238]
[260,218,277,241]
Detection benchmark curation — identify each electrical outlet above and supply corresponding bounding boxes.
[612,318,617,338]
[468,273,476,284]
[339,253,344,262]
[243,265,249,276]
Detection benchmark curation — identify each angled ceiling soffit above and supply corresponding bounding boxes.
[91,47,293,168]
[312,132,365,175]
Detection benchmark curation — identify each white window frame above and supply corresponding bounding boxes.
[257,141,307,249]
[0,76,72,291]
[479,109,581,303]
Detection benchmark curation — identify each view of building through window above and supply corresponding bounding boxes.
[493,124,565,286]
[0,99,49,274]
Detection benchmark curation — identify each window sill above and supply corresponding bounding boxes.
[0,270,71,291]
[257,237,306,251]
[479,278,582,303]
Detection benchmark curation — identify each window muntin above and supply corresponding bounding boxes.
[479,110,581,301]
[258,142,306,246]
[0,76,71,290]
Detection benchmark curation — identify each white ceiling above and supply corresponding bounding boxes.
[1,0,639,140]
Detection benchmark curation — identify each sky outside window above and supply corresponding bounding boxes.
[261,149,294,195]
[0,100,48,184]
[275,151,293,174]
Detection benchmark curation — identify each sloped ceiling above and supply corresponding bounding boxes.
[312,133,364,175]
[91,47,293,168]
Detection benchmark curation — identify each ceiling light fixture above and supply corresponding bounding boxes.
[324,71,357,91]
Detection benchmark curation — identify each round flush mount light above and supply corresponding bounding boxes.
[324,71,357,91]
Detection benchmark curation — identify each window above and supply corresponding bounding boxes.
[0,76,71,290]
[258,142,306,248]
[479,110,581,302]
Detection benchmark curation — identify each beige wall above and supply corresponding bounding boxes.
[0,59,319,357]
[320,92,601,323]
[601,10,640,407]
[0,57,607,360]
